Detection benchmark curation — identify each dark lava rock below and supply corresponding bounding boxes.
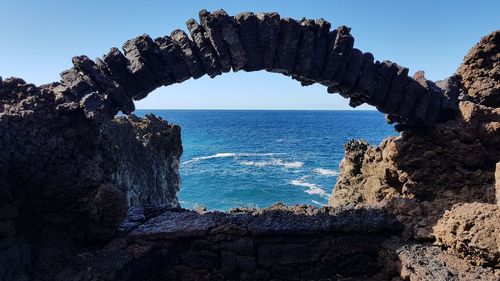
[101,47,145,100]
[256,12,281,70]
[273,18,301,74]
[155,35,192,83]
[235,12,264,72]
[170,29,206,79]
[186,18,222,78]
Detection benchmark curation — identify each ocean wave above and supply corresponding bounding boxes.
[311,199,325,206]
[290,178,329,198]
[182,152,275,165]
[182,153,235,164]
[239,158,304,169]
[313,168,339,176]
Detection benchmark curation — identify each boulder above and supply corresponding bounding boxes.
[434,203,500,268]
[457,31,500,107]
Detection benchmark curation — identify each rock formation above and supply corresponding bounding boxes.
[55,9,456,128]
[457,31,499,107]
[0,78,182,280]
[55,205,401,281]
[0,9,498,281]
[102,114,182,208]
[434,203,499,268]
[329,31,500,278]
[328,100,499,239]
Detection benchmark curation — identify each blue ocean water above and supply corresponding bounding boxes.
[135,110,397,211]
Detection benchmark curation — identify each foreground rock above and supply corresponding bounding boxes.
[56,205,403,281]
[379,238,499,281]
[496,162,500,205]
[0,78,182,280]
[434,203,500,268]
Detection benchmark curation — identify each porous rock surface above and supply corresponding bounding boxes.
[329,100,499,239]
[378,238,499,281]
[496,162,500,205]
[457,31,499,107]
[434,203,500,268]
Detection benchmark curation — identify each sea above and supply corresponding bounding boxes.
[134,110,397,211]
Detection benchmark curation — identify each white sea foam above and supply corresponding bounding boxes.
[311,199,324,206]
[239,160,268,167]
[182,152,276,165]
[290,178,329,198]
[182,153,236,164]
[239,158,304,169]
[313,168,339,176]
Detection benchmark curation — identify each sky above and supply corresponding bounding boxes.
[0,1,498,110]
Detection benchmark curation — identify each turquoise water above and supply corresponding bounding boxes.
[135,110,397,211]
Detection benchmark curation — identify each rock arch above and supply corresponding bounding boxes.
[1,10,499,280]
[56,9,457,128]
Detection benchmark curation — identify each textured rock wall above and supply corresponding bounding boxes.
[328,31,500,242]
[44,205,498,281]
[433,203,500,268]
[378,238,499,281]
[457,31,499,107]
[56,9,455,128]
[0,78,182,281]
[329,101,499,238]
[54,205,403,281]
[102,114,182,208]
[328,31,500,277]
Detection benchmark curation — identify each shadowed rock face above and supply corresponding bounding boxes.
[0,10,498,281]
[102,114,182,208]
[51,205,405,281]
[0,78,182,281]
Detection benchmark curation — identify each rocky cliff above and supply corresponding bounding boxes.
[0,78,182,280]
[329,31,500,278]
[329,100,498,239]
[102,114,182,208]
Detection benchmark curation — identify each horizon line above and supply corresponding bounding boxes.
[133,108,378,111]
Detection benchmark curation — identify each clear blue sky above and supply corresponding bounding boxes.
[1,0,498,109]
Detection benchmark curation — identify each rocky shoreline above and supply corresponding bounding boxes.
[1,9,499,281]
